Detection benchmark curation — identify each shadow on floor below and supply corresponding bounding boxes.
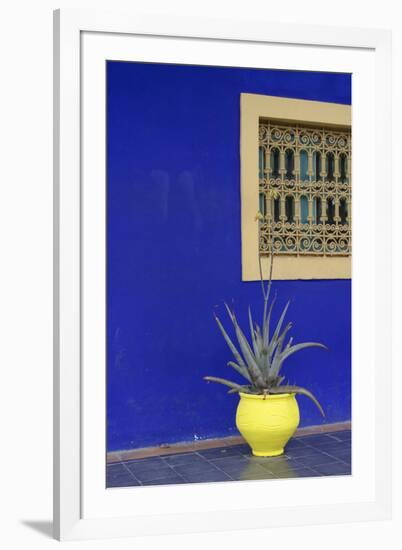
[21,520,53,539]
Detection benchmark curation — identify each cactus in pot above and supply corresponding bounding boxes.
[204,212,327,456]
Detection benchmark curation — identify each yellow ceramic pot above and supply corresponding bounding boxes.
[236,392,300,457]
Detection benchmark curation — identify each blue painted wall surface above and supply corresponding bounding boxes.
[107,62,351,452]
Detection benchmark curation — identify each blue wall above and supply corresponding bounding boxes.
[107,62,351,452]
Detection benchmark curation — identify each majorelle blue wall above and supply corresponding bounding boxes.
[107,61,351,452]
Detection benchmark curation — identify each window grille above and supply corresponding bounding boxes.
[258,121,351,256]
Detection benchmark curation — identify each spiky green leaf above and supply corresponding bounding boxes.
[266,375,285,388]
[224,302,235,322]
[268,322,293,377]
[204,376,247,392]
[268,300,290,356]
[214,314,247,370]
[268,385,325,417]
[263,294,277,347]
[280,342,328,364]
[227,385,253,395]
[254,325,264,356]
[231,314,265,387]
[285,336,294,352]
[227,361,252,383]
[248,307,258,356]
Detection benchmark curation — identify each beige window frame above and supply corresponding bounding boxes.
[240,93,351,281]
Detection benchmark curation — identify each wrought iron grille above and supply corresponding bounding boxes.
[258,120,351,256]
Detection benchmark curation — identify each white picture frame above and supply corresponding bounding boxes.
[53,8,392,541]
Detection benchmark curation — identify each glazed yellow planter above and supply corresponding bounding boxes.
[236,392,300,457]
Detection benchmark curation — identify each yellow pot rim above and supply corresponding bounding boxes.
[239,392,294,400]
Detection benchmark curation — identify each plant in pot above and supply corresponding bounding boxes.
[204,213,328,457]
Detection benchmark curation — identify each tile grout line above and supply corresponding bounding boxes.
[127,457,189,485]
[161,459,190,484]
[209,453,280,480]
[161,452,213,483]
[291,442,351,467]
[121,462,144,486]
[294,447,343,462]
[161,451,236,482]
[194,456,235,481]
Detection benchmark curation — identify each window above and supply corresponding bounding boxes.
[240,93,351,280]
[258,120,351,256]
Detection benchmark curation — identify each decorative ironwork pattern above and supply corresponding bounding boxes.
[258,120,351,256]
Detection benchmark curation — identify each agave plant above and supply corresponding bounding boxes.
[204,246,328,416]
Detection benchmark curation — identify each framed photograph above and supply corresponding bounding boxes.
[54,9,392,541]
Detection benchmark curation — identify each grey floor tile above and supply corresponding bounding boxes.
[261,461,306,476]
[107,477,141,487]
[326,450,351,463]
[198,446,244,459]
[162,453,209,466]
[106,464,140,487]
[325,434,344,442]
[294,452,344,468]
[247,454,287,465]
[214,461,269,479]
[332,430,352,441]
[217,461,267,474]
[182,470,232,483]
[231,444,253,455]
[125,459,170,476]
[285,445,328,459]
[284,438,309,449]
[209,454,249,467]
[314,462,352,476]
[124,456,166,468]
[312,440,350,452]
[275,467,320,479]
[299,434,336,446]
[141,475,186,486]
[172,462,223,478]
[106,469,134,481]
[106,470,133,481]
[249,454,295,468]
[131,466,178,483]
[236,471,277,481]
[107,463,128,472]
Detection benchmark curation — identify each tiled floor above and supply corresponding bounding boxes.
[106,429,351,488]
